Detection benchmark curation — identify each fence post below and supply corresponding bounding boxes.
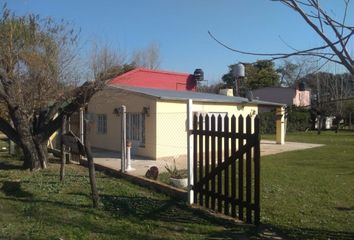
[187,99,194,205]
[121,105,127,172]
[79,108,84,144]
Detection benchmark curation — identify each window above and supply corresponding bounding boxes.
[97,114,107,134]
[127,113,145,147]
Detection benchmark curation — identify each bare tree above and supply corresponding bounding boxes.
[277,58,319,87]
[209,0,354,75]
[131,42,161,70]
[0,7,103,170]
[89,43,128,80]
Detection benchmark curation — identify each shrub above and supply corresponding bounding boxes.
[286,107,311,132]
[259,111,276,134]
[258,107,310,134]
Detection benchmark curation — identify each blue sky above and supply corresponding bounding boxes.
[5,0,353,83]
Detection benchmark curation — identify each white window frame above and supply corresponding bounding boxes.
[127,112,145,147]
[97,114,107,134]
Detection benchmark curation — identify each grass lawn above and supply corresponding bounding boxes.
[0,138,252,240]
[260,131,354,239]
[0,131,353,239]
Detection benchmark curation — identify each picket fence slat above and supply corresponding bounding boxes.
[231,115,237,217]
[217,115,223,213]
[198,114,204,206]
[238,115,244,221]
[211,115,216,211]
[246,115,252,224]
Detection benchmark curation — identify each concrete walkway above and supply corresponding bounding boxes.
[89,140,323,177]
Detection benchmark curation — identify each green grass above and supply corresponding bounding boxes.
[260,131,354,239]
[0,140,252,240]
[1,132,354,239]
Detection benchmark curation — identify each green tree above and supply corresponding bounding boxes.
[245,60,280,89]
[222,60,280,90]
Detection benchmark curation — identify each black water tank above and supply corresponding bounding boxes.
[193,68,204,82]
[298,81,306,91]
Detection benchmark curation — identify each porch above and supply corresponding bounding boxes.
[87,140,323,177]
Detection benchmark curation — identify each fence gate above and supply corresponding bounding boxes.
[191,114,260,225]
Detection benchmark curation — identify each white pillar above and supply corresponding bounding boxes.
[121,105,127,172]
[125,141,135,172]
[276,106,285,145]
[187,99,194,204]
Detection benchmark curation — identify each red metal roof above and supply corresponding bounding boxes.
[108,68,196,91]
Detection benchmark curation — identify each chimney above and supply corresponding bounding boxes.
[219,88,234,96]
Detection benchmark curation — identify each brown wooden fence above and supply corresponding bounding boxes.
[192,114,260,225]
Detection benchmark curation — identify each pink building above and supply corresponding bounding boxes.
[252,87,311,108]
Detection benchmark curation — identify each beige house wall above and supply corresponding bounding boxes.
[88,90,157,158]
[155,100,258,159]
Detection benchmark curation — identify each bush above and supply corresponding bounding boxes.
[259,111,276,134]
[258,107,310,134]
[287,107,311,132]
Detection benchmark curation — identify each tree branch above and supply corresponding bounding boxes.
[209,0,354,75]
[38,80,103,142]
[208,30,344,64]
[0,116,20,145]
[286,0,354,74]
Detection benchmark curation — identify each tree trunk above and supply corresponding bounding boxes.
[34,138,48,169]
[20,136,42,170]
[317,115,322,135]
[10,112,46,170]
[84,119,99,208]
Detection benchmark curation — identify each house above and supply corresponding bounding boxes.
[109,68,197,91]
[88,85,284,160]
[252,87,311,109]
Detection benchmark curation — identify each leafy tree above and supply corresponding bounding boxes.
[0,7,102,170]
[222,60,280,90]
[245,61,280,89]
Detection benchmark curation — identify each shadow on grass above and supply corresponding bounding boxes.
[0,180,33,198]
[100,194,354,239]
[0,161,24,171]
[1,193,248,239]
[102,194,210,223]
[335,206,354,212]
[100,194,253,236]
[253,224,354,240]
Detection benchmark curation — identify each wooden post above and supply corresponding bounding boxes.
[349,112,352,129]
[187,99,194,205]
[121,105,127,172]
[80,108,84,143]
[66,116,72,162]
[60,115,67,182]
[84,119,99,208]
[276,106,285,144]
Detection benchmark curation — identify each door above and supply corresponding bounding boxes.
[126,112,144,155]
